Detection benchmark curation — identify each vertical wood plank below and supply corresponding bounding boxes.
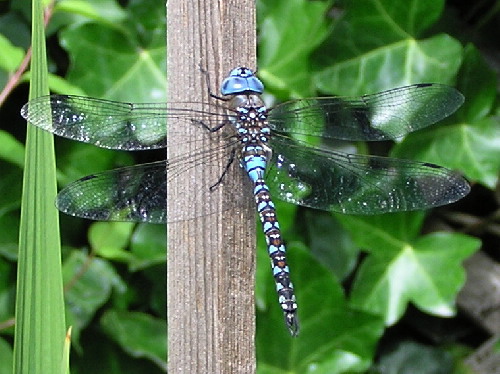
[167,1,257,372]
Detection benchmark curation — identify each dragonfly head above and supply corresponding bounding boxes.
[221,67,264,96]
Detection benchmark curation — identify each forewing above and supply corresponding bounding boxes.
[268,84,464,141]
[21,95,231,150]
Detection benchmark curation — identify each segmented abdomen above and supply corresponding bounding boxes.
[243,145,299,336]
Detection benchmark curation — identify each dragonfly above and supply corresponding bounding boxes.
[21,67,470,336]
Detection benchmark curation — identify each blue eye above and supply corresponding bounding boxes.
[221,66,264,95]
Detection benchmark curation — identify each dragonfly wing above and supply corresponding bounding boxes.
[268,84,464,141]
[266,136,470,214]
[21,95,232,150]
[56,140,244,223]
[57,161,168,223]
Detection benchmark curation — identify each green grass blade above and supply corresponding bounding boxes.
[13,0,67,373]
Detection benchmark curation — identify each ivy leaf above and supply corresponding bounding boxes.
[337,213,480,325]
[88,222,165,271]
[393,116,500,189]
[310,0,463,95]
[257,244,385,373]
[375,341,453,374]
[336,212,427,251]
[0,131,25,169]
[54,0,127,24]
[100,310,167,371]
[392,42,500,189]
[128,223,166,271]
[257,0,334,98]
[63,251,126,350]
[59,2,166,102]
[0,207,21,261]
[0,337,13,374]
[457,44,497,123]
[88,222,140,273]
[302,209,359,281]
[0,33,24,73]
[322,0,446,60]
[56,142,134,186]
[315,34,463,96]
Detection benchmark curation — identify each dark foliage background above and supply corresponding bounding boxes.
[0,0,498,372]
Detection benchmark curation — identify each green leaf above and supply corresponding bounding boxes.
[337,212,427,251]
[0,163,22,218]
[0,8,31,52]
[20,71,87,95]
[457,44,497,122]
[100,310,167,371]
[14,0,67,373]
[0,212,20,261]
[339,213,480,324]
[376,341,453,374]
[56,142,134,186]
[494,337,500,353]
[315,34,463,96]
[89,221,135,263]
[54,0,127,24]
[303,210,359,281]
[390,40,499,189]
[141,265,166,318]
[0,33,24,72]
[91,222,166,271]
[89,221,134,251]
[306,0,463,96]
[0,259,15,326]
[393,116,500,189]
[128,223,166,271]
[0,337,13,374]
[258,0,333,97]
[0,130,25,168]
[59,6,166,102]
[322,0,446,60]
[63,251,126,349]
[257,244,385,373]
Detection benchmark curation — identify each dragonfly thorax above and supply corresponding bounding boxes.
[228,92,266,111]
[228,94,271,145]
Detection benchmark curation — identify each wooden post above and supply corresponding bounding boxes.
[166,1,257,373]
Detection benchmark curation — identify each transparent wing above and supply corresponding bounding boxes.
[57,161,168,223]
[55,136,246,223]
[268,84,464,141]
[21,95,232,150]
[267,136,470,214]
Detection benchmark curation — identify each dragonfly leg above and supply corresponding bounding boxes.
[191,118,230,133]
[199,65,228,101]
[209,148,236,191]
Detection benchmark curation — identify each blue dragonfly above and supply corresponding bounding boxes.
[21,67,470,336]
